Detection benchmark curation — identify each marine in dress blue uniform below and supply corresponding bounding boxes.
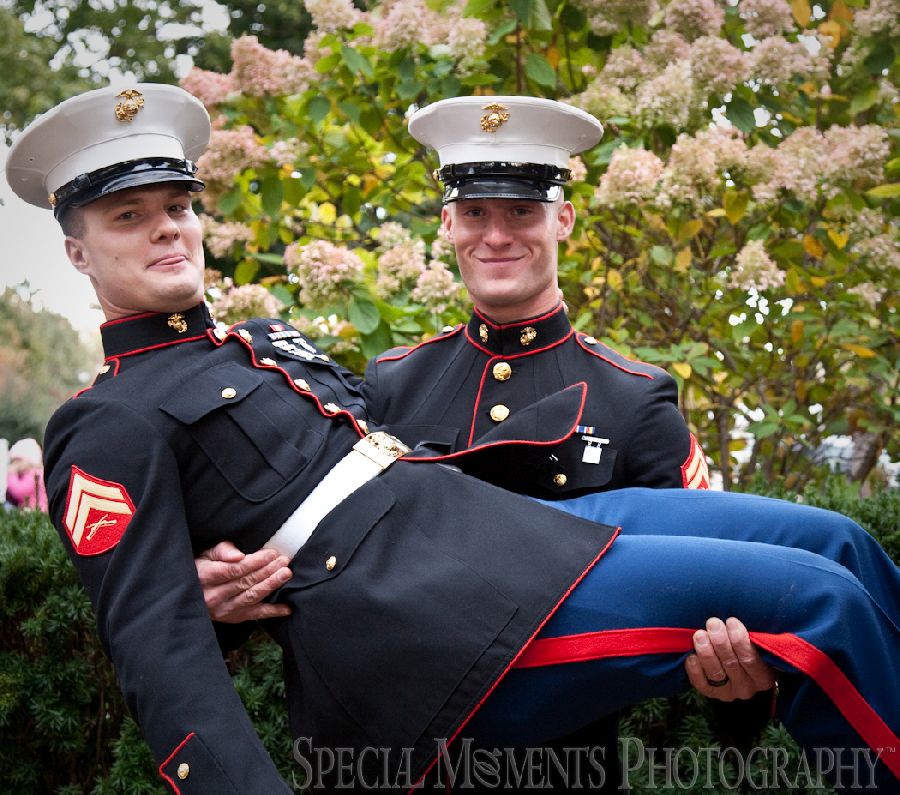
[365,95,705,789]
[367,97,706,496]
[8,86,900,794]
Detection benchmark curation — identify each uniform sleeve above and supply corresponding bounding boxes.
[361,356,385,425]
[43,397,292,795]
[622,372,708,490]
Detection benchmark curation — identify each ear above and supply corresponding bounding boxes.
[65,236,91,276]
[556,201,576,241]
[440,205,454,242]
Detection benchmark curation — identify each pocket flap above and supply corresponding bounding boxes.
[160,362,264,424]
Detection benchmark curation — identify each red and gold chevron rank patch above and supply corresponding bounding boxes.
[681,434,710,490]
[63,466,136,555]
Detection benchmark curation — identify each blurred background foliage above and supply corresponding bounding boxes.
[1,1,898,791]
[2,0,898,490]
[185,0,899,491]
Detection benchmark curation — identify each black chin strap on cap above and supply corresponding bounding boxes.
[51,157,205,219]
[438,162,571,203]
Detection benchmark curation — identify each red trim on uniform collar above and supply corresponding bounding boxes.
[466,303,572,357]
[99,304,215,359]
[375,325,465,363]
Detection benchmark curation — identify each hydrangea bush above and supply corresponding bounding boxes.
[188,0,898,490]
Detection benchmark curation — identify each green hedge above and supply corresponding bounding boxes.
[1,483,897,793]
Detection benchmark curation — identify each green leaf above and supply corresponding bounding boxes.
[343,184,361,218]
[260,175,283,218]
[249,252,286,266]
[348,294,381,334]
[725,97,756,133]
[708,240,737,259]
[314,53,341,74]
[866,184,900,199]
[863,42,895,75]
[217,189,242,216]
[850,84,881,115]
[360,321,395,359]
[464,0,495,16]
[525,53,557,88]
[650,246,673,266]
[488,19,518,44]
[341,45,374,79]
[307,95,331,123]
[233,259,259,286]
[510,0,553,30]
[723,191,750,224]
[338,99,361,124]
[747,420,780,439]
[560,4,586,28]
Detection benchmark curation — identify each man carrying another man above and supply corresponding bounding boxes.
[7,84,899,794]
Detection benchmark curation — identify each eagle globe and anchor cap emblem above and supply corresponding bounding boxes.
[480,103,510,133]
[114,89,145,122]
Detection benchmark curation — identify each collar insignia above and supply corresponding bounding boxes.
[520,326,537,347]
[167,313,188,334]
[479,323,489,343]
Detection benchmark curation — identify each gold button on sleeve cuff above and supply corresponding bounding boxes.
[177,763,190,780]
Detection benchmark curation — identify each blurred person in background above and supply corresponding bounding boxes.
[6,437,48,511]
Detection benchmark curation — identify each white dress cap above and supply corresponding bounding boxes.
[408,96,603,169]
[6,83,210,212]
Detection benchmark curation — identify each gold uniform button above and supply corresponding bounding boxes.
[294,378,311,391]
[260,357,277,366]
[553,473,568,487]
[357,420,369,434]
[99,364,110,374]
[177,763,190,780]
[325,555,337,571]
[490,404,510,422]
[492,362,512,382]
[583,336,598,345]
[221,387,237,399]
[324,402,341,414]
[238,329,253,343]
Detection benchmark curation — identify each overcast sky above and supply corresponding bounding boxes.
[1,142,105,336]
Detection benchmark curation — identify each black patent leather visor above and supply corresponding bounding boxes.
[438,162,571,204]
[52,157,204,219]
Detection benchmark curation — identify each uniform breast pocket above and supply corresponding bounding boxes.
[160,361,323,502]
[552,438,618,493]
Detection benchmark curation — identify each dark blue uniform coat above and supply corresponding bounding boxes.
[43,304,616,794]
[364,303,707,497]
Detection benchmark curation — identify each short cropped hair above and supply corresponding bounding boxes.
[58,206,86,239]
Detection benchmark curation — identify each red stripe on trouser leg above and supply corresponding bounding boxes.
[748,631,899,779]
[514,626,695,667]
[514,627,899,780]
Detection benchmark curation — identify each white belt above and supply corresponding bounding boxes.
[264,431,410,560]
